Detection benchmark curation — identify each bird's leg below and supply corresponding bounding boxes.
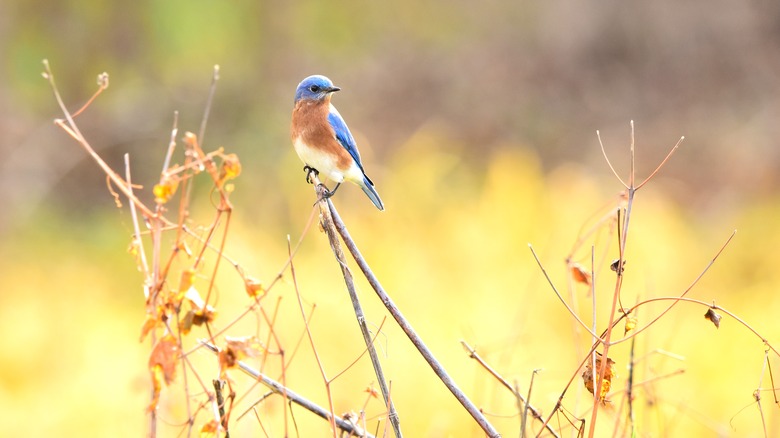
[303,165,319,184]
[321,182,341,199]
[312,182,341,206]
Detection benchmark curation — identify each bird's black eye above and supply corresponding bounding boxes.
[309,85,320,93]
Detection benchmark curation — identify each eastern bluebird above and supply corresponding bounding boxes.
[290,75,385,211]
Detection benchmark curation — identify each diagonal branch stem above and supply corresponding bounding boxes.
[201,342,375,438]
[315,183,403,438]
[323,194,501,437]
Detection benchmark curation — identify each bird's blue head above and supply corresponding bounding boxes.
[294,75,341,103]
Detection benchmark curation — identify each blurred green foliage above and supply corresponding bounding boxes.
[1,0,780,436]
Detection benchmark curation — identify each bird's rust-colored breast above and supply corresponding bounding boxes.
[291,98,352,170]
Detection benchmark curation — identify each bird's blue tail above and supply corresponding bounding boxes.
[360,177,384,211]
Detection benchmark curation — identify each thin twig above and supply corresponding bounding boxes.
[756,349,770,437]
[200,342,376,438]
[162,111,179,175]
[623,297,780,358]
[611,230,737,345]
[124,154,150,295]
[460,341,558,437]
[597,130,628,189]
[528,244,602,341]
[198,65,220,147]
[288,237,338,437]
[636,136,684,190]
[521,369,541,438]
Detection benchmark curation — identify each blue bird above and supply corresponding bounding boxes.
[290,75,384,211]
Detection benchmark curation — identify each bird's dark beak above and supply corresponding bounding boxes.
[328,86,341,93]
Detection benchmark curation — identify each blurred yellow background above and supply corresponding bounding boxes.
[1,1,780,436]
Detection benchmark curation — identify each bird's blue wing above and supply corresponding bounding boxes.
[328,107,366,173]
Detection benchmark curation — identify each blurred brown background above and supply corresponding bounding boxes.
[1,0,779,436]
[3,1,780,223]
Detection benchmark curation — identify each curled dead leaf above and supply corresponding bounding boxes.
[149,334,179,385]
[624,316,637,335]
[147,334,180,411]
[179,268,196,293]
[180,287,217,334]
[244,276,265,299]
[153,174,179,204]
[704,308,722,329]
[582,355,616,404]
[139,313,158,342]
[570,263,592,286]
[219,153,242,185]
[218,336,262,377]
[199,419,219,437]
[610,259,626,274]
[365,386,379,398]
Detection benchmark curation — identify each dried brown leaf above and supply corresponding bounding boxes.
[149,334,179,385]
[570,263,592,286]
[244,276,265,299]
[583,355,616,404]
[704,308,722,329]
[218,336,262,377]
[199,419,219,437]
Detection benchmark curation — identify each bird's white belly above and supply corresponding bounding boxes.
[293,137,345,183]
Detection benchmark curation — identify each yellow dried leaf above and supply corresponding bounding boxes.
[153,176,179,204]
[244,277,265,299]
[127,238,140,258]
[200,420,219,438]
[179,268,196,293]
[148,364,163,412]
[139,313,158,342]
[624,316,637,335]
[178,240,193,257]
[220,153,242,182]
[582,355,616,404]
